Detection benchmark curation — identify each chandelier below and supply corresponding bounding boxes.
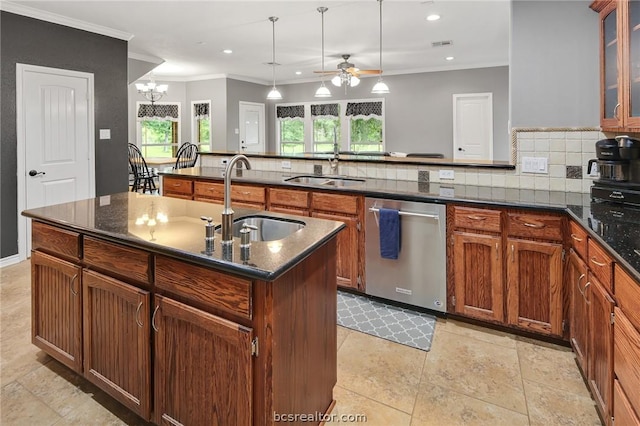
[135,77,168,104]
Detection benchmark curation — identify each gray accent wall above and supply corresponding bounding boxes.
[272,67,510,159]
[1,11,128,259]
[511,0,599,127]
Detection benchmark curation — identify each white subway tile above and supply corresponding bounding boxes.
[549,164,565,178]
[535,139,550,152]
[407,168,418,182]
[376,165,387,179]
[547,131,565,139]
[565,131,582,140]
[519,176,535,189]
[565,140,582,153]
[429,170,440,183]
[465,171,479,185]
[454,172,467,185]
[505,175,520,188]
[396,168,408,181]
[477,173,492,186]
[549,139,566,152]
[519,138,535,152]
[582,179,593,193]
[534,177,550,190]
[549,178,566,191]
[566,153,583,166]
[566,179,583,192]
[582,139,596,153]
[534,132,550,139]
[549,151,566,165]
[386,167,397,180]
[491,173,506,187]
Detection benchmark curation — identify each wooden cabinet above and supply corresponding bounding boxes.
[591,0,640,131]
[193,180,266,209]
[268,187,309,216]
[153,294,253,426]
[82,270,151,420]
[589,273,616,426]
[452,232,504,322]
[311,192,363,290]
[163,176,193,199]
[614,379,640,426]
[568,248,590,374]
[31,250,83,373]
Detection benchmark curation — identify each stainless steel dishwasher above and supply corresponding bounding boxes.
[365,197,447,312]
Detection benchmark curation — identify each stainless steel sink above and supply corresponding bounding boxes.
[216,215,306,242]
[285,175,365,187]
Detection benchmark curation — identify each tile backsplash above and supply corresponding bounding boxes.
[201,128,602,193]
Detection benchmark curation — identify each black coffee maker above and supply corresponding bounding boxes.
[591,136,640,205]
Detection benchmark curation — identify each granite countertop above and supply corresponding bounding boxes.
[21,192,345,281]
[162,167,640,282]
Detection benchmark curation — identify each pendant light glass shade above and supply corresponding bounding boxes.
[371,0,389,94]
[315,7,331,98]
[267,16,282,100]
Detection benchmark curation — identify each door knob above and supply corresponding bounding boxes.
[458,147,465,151]
[28,170,45,177]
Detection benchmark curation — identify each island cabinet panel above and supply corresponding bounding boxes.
[452,231,504,322]
[32,221,81,261]
[83,237,151,286]
[193,180,224,201]
[163,177,193,199]
[31,250,83,373]
[589,274,615,425]
[614,264,640,331]
[568,249,589,375]
[613,306,640,420]
[153,294,253,426]
[506,239,563,336]
[155,256,252,319]
[82,270,151,420]
[614,379,640,426]
[268,188,310,216]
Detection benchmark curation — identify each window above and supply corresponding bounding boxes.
[346,101,384,153]
[277,105,305,154]
[136,102,180,157]
[274,99,384,154]
[192,101,211,152]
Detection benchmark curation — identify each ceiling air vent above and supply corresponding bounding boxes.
[431,40,453,48]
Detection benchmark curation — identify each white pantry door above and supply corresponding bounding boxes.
[17,64,95,258]
[453,93,493,161]
[239,101,265,153]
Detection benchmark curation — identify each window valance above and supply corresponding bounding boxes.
[277,105,305,120]
[194,102,209,119]
[311,103,339,118]
[137,104,179,122]
[345,101,382,118]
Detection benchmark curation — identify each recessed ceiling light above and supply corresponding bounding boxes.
[426,14,441,21]
[295,71,302,75]
[222,49,233,54]
[445,56,455,61]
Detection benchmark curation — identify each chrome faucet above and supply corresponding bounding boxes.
[328,127,339,174]
[221,154,252,245]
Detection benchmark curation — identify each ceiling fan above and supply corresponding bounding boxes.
[314,54,382,79]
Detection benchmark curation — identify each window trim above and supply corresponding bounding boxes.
[136,101,181,157]
[190,99,212,152]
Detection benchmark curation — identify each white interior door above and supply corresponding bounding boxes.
[453,93,493,161]
[239,101,265,153]
[17,64,95,259]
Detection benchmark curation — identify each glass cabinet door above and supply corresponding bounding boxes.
[628,0,640,123]
[603,4,620,124]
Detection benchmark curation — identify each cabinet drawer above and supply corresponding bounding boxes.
[155,256,252,319]
[452,206,501,233]
[194,181,224,199]
[163,177,193,195]
[569,221,588,260]
[507,212,563,241]
[614,379,640,426]
[588,239,614,292]
[269,188,309,209]
[32,221,81,260]
[231,185,265,204]
[84,237,151,285]
[614,307,640,416]
[615,264,640,331]
[311,192,359,215]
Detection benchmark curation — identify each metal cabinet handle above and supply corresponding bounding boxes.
[590,257,607,267]
[496,243,499,261]
[241,191,252,195]
[466,215,486,221]
[135,302,144,328]
[577,273,586,296]
[570,234,583,242]
[152,305,160,332]
[511,244,514,262]
[523,221,544,228]
[172,183,182,187]
[70,274,78,296]
[583,282,592,305]
[614,103,620,119]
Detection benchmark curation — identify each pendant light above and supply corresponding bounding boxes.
[267,16,283,100]
[315,7,331,98]
[371,0,390,94]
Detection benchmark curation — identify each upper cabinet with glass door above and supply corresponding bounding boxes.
[592,0,640,131]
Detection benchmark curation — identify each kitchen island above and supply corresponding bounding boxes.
[22,192,345,425]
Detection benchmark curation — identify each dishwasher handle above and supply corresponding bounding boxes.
[368,207,440,220]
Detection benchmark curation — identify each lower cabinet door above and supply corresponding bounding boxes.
[82,270,151,420]
[568,250,589,374]
[614,379,640,426]
[313,211,360,290]
[153,295,253,426]
[31,250,83,373]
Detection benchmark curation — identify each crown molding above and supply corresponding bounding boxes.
[128,51,164,64]
[1,1,133,41]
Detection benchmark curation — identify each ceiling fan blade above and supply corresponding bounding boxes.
[357,69,382,75]
[313,70,340,74]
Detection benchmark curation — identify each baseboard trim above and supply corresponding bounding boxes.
[0,254,22,268]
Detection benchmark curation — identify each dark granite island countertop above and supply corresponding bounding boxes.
[21,192,345,281]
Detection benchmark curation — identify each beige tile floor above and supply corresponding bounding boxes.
[1,260,602,425]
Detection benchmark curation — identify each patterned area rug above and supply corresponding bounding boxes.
[337,291,436,351]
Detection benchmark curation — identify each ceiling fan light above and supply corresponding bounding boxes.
[315,83,332,98]
[371,78,390,94]
[350,76,361,87]
[331,75,342,87]
[267,86,283,100]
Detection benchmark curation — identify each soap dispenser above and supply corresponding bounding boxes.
[200,216,215,254]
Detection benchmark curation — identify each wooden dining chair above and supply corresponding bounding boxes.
[173,143,199,169]
[128,143,158,193]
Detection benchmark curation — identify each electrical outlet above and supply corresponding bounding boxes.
[439,187,455,197]
[220,158,229,166]
[439,169,455,180]
[281,160,291,169]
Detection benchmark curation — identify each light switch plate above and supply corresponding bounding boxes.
[439,187,455,197]
[521,156,548,174]
[99,129,111,140]
[439,169,455,180]
[281,160,291,169]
